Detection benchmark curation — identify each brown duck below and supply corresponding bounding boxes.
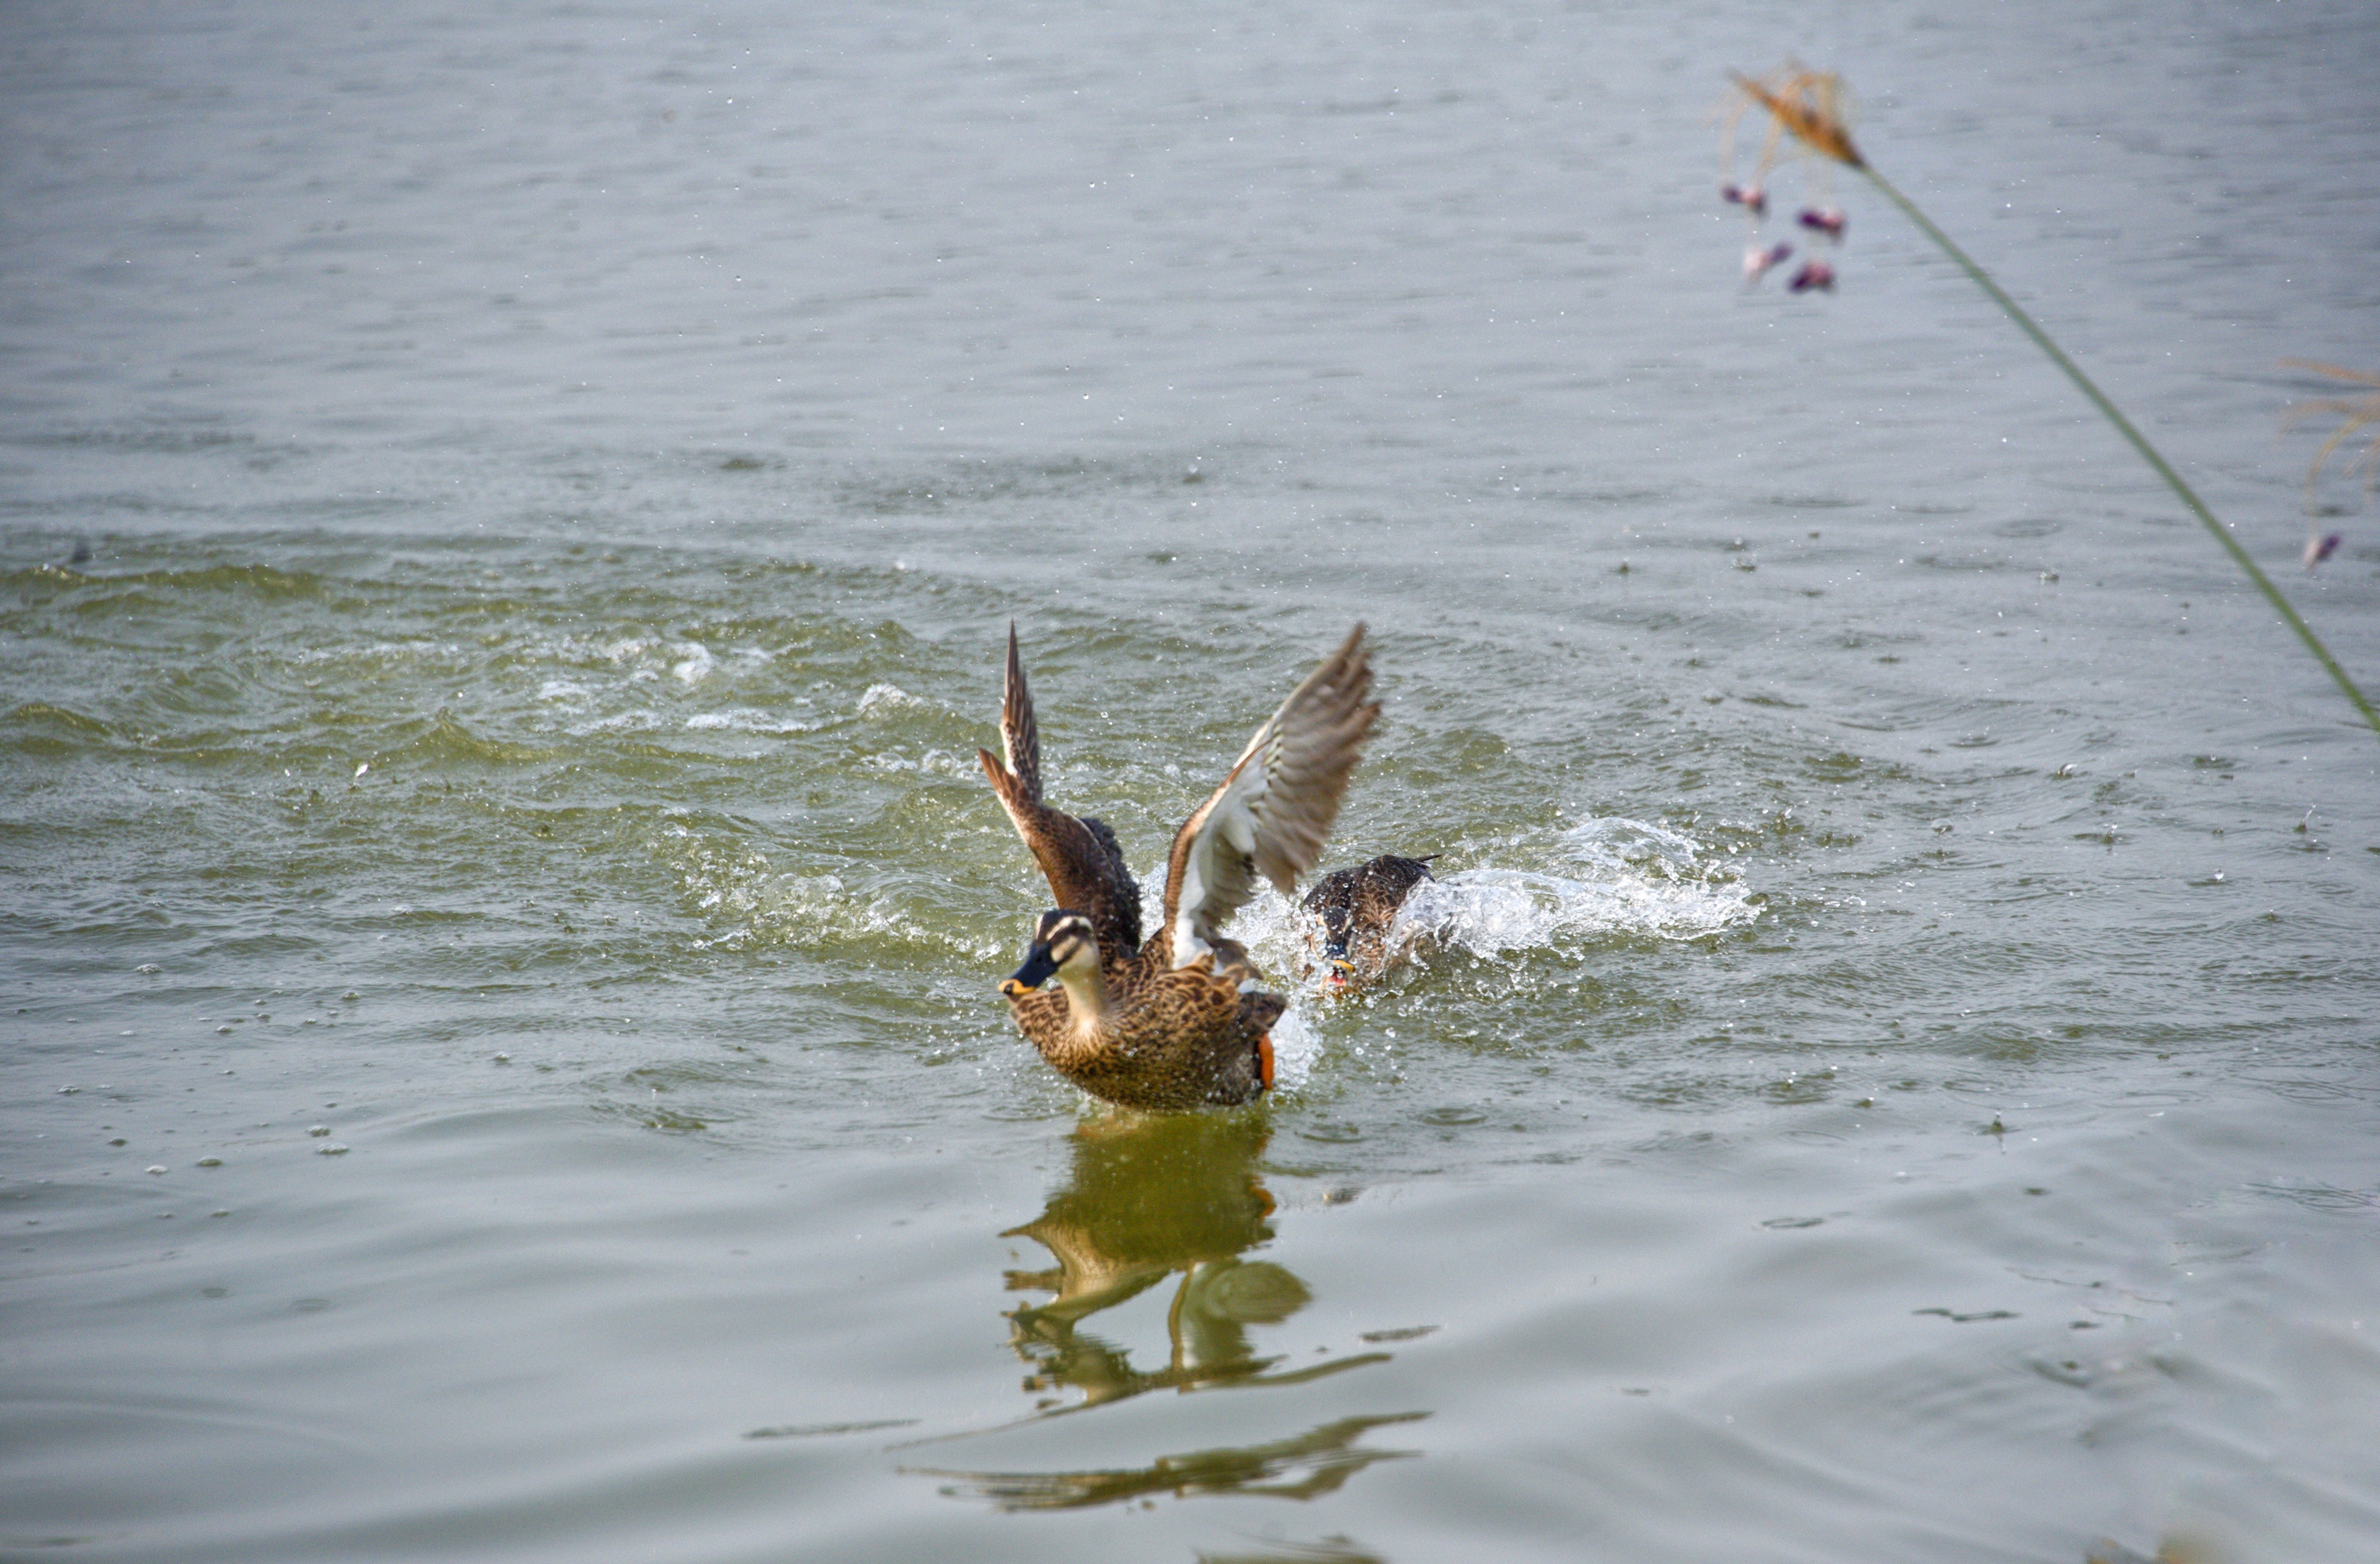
[1302,853,1437,988]
[980,623,1378,1111]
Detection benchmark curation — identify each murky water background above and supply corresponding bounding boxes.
[6,2,2379,1560]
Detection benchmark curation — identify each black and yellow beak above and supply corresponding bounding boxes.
[1322,940,1353,988]
[1001,942,1059,999]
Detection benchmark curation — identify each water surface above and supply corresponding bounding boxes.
[5,2,2379,1560]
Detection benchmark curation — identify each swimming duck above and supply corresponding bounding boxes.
[980,623,1378,1111]
[1301,853,1437,988]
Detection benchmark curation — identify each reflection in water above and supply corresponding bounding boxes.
[1197,1538,1390,1564]
[918,1411,1425,1512]
[909,1113,1425,1513]
[1001,1112,1383,1409]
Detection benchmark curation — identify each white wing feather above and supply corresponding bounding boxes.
[1165,625,1378,967]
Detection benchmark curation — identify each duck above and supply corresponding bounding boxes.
[980,623,1378,1111]
[1301,853,1437,988]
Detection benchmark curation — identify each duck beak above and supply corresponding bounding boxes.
[1002,943,1059,998]
[1322,940,1353,988]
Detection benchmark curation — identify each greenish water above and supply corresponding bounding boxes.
[6,3,2380,1561]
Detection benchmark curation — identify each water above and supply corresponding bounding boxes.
[5,2,2379,1560]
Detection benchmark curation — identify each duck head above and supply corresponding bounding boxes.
[1320,938,1356,988]
[1002,909,1099,998]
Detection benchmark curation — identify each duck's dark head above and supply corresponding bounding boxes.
[1001,909,1099,998]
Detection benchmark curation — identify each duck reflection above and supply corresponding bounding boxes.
[907,1112,1425,1513]
[1002,1111,1383,1410]
[921,1410,1425,1513]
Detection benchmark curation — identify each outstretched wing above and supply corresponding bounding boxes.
[1161,624,1378,967]
[997,621,1041,802]
[979,624,1144,961]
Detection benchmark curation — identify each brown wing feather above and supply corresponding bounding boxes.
[1161,624,1379,961]
[981,626,1142,962]
[1000,621,1041,803]
[979,750,1144,962]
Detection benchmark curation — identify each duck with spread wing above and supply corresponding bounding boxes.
[979,624,1378,1111]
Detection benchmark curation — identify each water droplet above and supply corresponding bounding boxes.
[145,1165,167,1175]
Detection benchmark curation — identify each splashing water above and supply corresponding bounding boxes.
[1266,1009,1321,1090]
[1388,817,1755,962]
[669,828,1006,961]
[1136,815,1755,1007]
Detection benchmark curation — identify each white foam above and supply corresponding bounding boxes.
[670,642,716,686]
[571,710,664,734]
[684,708,824,734]
[670,830,1004,961]
[1387,817,1756,957]
[1266,1007,1320,1090]
[857,682,921,717]
[1139,814,1756,991]
[861,747,973,775]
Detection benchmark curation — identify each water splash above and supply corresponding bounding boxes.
[1141,816,1751,988]
[669,828,1004,959]
[1268,1008,1320,1091]
[684,709,829,735]
[857,682,923,718]
[1388,818,1755,960]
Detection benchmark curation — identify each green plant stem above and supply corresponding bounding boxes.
[1857,164,2380,739]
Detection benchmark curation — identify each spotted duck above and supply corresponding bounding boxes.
[1301,853,1437,988]
[981,623,1378,1110]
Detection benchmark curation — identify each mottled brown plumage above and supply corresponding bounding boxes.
[1002,912,1284,1110]
[985,626,1379,1110]
[976,624,1143,967]
[1301,853,1436,988]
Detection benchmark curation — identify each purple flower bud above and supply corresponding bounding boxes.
[1743,241,1793,281]
[1797,206,1848,238]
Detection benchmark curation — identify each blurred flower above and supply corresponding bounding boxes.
[1720,182,1768,216]
[1706,62,2376,739]
[1743,241,1793,282]
[1728,66,1864,169]
[2281,359,2380,499]
[2303,531,2344,571]
[1798,206,1848,239]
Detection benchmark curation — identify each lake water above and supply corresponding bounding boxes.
[5,2,2379,1560]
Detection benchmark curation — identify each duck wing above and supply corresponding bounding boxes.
[979,623,1145,962]
[1160,624,1378,967]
